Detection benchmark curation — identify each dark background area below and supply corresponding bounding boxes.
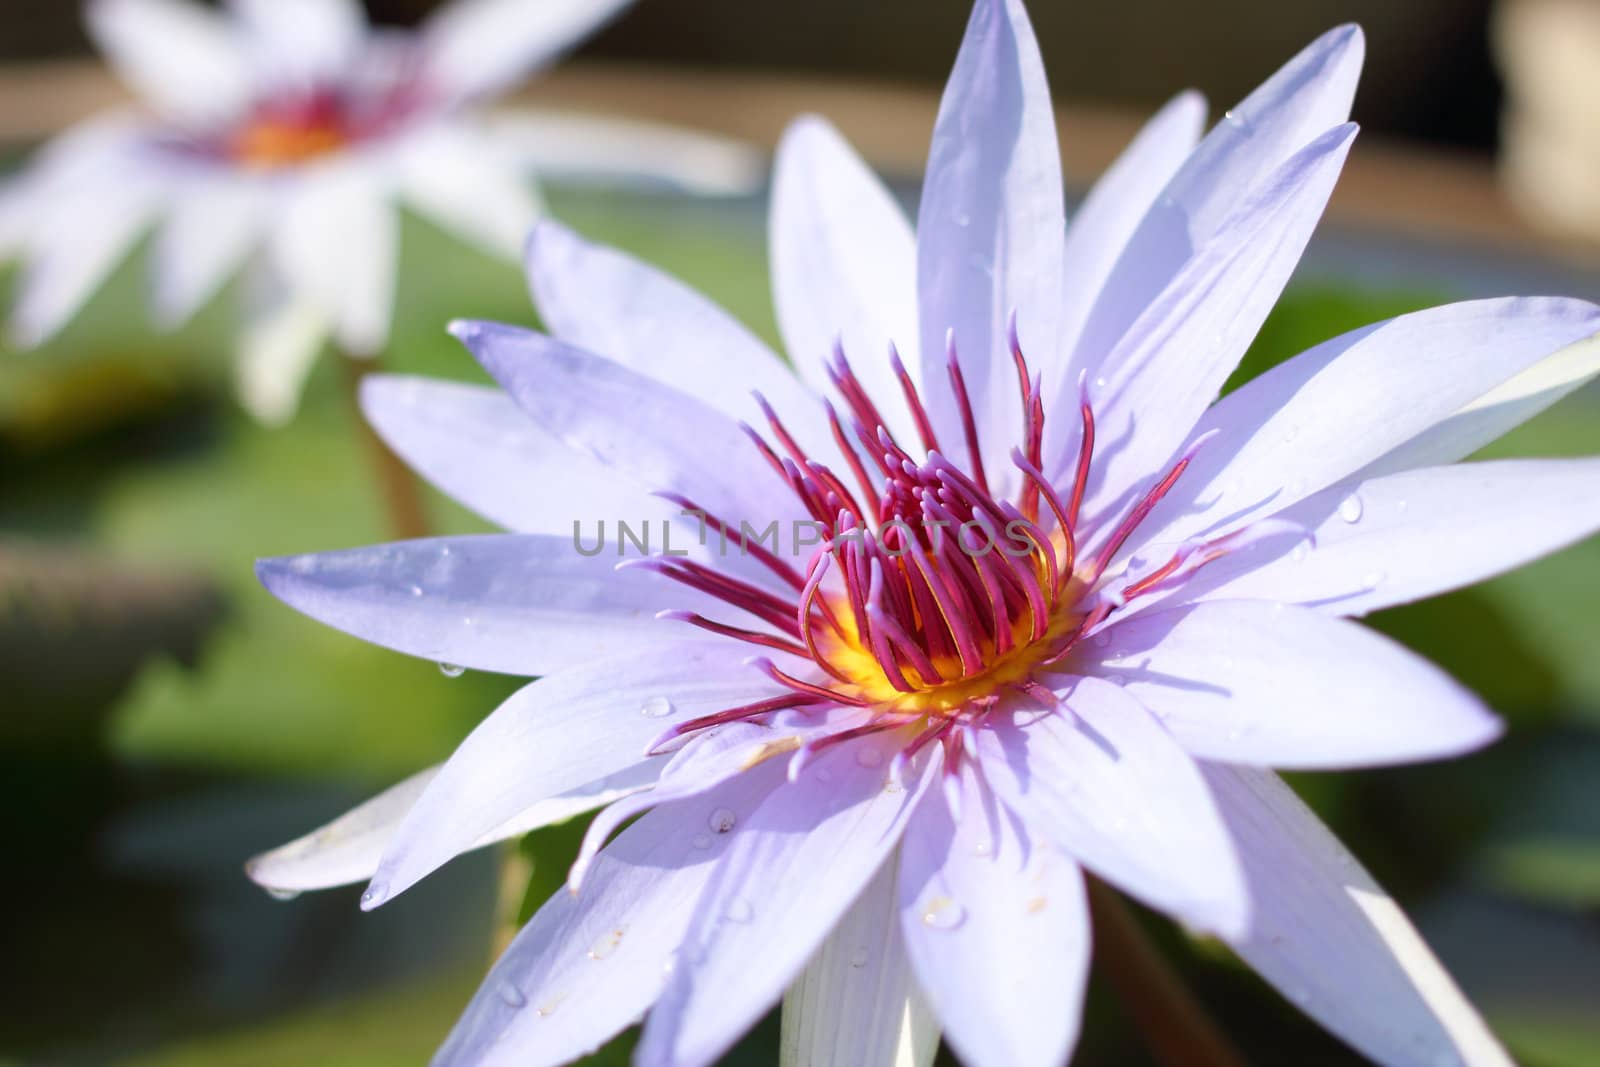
[0,0,1506,153]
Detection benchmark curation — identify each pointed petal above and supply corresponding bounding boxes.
[917,0,1065,471]
[272,166,398,355]
[359,374,669,536]
[452,320,804,527]
[569,722,781,893]
[1128,297,1600,555]
[1069,25,1363,385]
[1081,123,1357,535]
[255,534,724,676]
[1204,764,1513,1067]
[1172,458,1600,619]
[898,775,1090,1067]
[10,159,159,348]
[525,220,828,458]
[486,111,764,195]
[246,761,657,894]
[1089,601,1500,769]
[974,677,1248,937]
[234,277,330,425]
[226,0,367,86]
[369,642,771,906]
[782,861,939,1067]
[86,0,253,123]
[771,115,920,444]
[636,743,937,1067]
[433,764,787,1067]
[153,176,270,327]
[1055,90,1207,378]
[398,126,542,262]
[420,0,634,104]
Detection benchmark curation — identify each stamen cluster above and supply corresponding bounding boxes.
[648,325,1227,775]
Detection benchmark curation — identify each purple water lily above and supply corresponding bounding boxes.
[249,1,1600,1064]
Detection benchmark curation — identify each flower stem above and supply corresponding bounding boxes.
[340,353,429,540]
[491,840,534,960]
[1086,876,1246,1067]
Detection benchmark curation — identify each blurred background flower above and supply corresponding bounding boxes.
[1,1,1598,1065]
[0,0,760,423]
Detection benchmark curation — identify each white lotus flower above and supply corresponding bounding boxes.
[0,0,761,422]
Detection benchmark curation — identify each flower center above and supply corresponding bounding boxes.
[195,80,426,170]
[645,328,1229,771]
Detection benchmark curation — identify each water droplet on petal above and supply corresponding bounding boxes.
[724,897,754,923]
[920,896,966,930]
[1397,499,1410,514]
[849,946,870,968]
[498,981,527,1008]
[266,887,301,902]
[407,584,423,598]
[587,926,627,960]
[691,833,713,850]
[438,662,466,678]
[973,838,994,858]
[640,696,674,718]
[856,747,884,768]
[1281,424,1299,444]
[1338,493,1364,523]
[360,882,389,909]
[1290,542,1310,563]
[1361,570,1386,592]
[1093,632,1112,649]
[708,808,737,834]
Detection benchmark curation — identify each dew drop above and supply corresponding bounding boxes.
[849,946,870,968]
[1290,542,1309,563]
[1361,570,1386,592]
[1338,493,1364,523]
[360,882,389,909]
[266,887,301,902]
[1093,631,1112,649]
[920,896,966,931]
[640,696,674,719]
[1094,375,1109,390]
[973,838,994,858]
[724,897,754,923]
[407,584,423,598]
[855,747,884,768]
[498,981,527,1009]
[708,808,737,834]
[1397,498,1410,514]
[587,926,627,961]
[1281,424,1299,445]
[438,662,466,679]
[691,833,713,850]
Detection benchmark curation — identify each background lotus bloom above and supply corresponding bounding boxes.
[0,0,758,423]
[249,0,1600,1064]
